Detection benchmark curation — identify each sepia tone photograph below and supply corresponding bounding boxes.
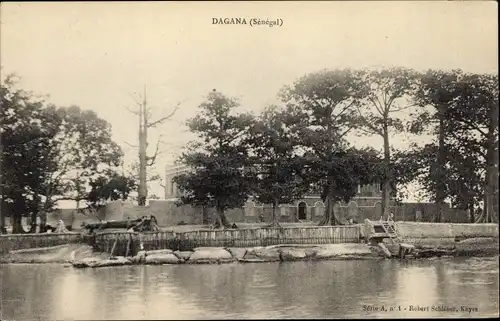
[0,1,498,319]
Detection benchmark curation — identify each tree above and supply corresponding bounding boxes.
[32,105,124,231]
[1,74,127,233]
[411,70,498,223]
[354,67,420,220]
[125,86,180,206]
[279,69,382,225]
[247,105,308,226]
[411,69,464,222]
[85,170,137,211]
[1,75,58,233]
[173,91,254,228]
[448,73,498,223]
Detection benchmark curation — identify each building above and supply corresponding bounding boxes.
[163,163,404,223]
[165,164,384,203]
[164,164,191,200]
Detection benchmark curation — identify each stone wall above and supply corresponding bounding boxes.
[395,222,499,239]
[76,199,470,228]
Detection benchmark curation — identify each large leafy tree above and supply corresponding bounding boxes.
[173,91,254,228]
[246,105,308,226]
[410,69,465,222]
[33,105,123,231]
[85,170,137,211]
[409,70,498,223]
[280,69,383,225]
[447,73,498,223]
[1,75,59,233]
[1,75,126,233]
[354,67,420,219]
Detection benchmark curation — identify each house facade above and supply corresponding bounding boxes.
[165,164,385,203]
[164,164,402,223]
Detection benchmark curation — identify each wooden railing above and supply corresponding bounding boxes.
[0,226,362,257]
[0,232,84,255]
[93,225,362,256]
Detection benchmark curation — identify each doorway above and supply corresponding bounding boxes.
[298,202,307,220]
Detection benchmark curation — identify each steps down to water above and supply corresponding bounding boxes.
[368,221,415,258]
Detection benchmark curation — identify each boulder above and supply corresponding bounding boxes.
[72,256,132,268]
[72,257,101,268]
[130,250,147,264]
[279,248,309,261]
[314,244,373,259]
[145,253,182,264]
[174,251,193,261]
[189,247,235,264]
[146,249,174,255]
[93,256,132,268]
[241,246,281,262]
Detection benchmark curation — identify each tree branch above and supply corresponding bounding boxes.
[355,105,383,136]
[124,141,139,148]
[128,92,143,108]
[124,105,141,116]
[456,118,489,138]
[333,100,356,121]
[147,102,181,128]
[146,135,163,166]
[368,96,385,116]
[389,103,419,113]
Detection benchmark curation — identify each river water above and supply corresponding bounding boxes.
[1,256,498,320]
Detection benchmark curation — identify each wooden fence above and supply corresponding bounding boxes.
[0,226,361,257]
[0,232,84,255]
[93,225,362,256]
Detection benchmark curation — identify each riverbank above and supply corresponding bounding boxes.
[1,236,498,267]
[1,221,498,266]
[72,243,384,268]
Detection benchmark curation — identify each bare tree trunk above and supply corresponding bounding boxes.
[382,127,392,221]
[0,204,5,234]
[215,206,231,229]
[29,192,39,233]
[202,205,208,225]
[482,100,499,223]
[319,186,341,226]
[138,94,148,206]
[11,212,26,234]
[39,200,50,233]
[0,128,4,234]
[319,122,342,226]
[268,198,281,227]
[435,104,447,223]
[468,201,475,223]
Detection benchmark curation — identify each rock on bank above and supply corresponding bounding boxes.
[69,244,380,268]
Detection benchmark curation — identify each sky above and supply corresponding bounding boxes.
[1,1,498,205]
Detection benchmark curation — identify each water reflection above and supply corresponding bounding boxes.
[1,257,498,320]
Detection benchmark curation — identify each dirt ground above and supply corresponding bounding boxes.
[160,222,318,233]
